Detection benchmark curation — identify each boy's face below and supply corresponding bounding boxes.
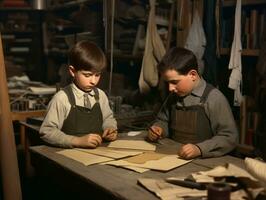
[162,69,198,97]
[69,66,101,92]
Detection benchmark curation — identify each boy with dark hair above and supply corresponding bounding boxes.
[148,47,238,159]
[40,41,117,148]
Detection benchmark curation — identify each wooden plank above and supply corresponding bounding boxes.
[0,34,22,199]
[223,0,266,7]
[220,48,260,56]
[11,110,46,121]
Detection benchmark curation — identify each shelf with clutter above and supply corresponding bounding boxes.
[219,0,265,57]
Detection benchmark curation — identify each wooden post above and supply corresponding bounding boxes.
[0,34,22,199]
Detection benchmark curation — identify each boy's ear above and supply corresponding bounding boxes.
[188,69,198,81]
[68,65,75,77]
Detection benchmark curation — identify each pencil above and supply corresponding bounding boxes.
[104,129,117,137]
[148,127,162,139]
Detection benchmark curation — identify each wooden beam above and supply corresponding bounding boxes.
[0,33,22,200]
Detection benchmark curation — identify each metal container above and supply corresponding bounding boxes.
[32,0,47,10]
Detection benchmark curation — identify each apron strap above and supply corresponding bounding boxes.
[63,85,76,106]
[200,84,214,103]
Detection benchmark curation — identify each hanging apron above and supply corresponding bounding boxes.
[61,86,103,136]
[170,84,214,144]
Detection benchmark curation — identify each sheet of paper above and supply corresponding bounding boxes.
[125,151,165,164]
[107,140,156,151]
[127,131,143,136]
[75,147,143,159]
[138,178,207,200]
[101,161,149,173]
[57,149,113,166]
[104,152,191,171]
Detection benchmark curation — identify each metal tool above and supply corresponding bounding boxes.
[165,178,206,190]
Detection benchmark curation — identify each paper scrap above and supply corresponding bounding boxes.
[192,163,257,181]
[127,131,143,136]
[138,178,207,200]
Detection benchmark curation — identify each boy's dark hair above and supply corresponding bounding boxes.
[158,47,198,75]
[68,40,106,72]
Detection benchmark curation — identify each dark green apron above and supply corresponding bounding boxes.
[61,86,103,136]
[170,84,214,144]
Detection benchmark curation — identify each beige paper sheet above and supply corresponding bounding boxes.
[107,140,156,151]
[192,163,257,181]
[57,149,113,166]
[104,152,191,171]
[138,178,207,200]
[76,147,143,159]
[101,162,150,173]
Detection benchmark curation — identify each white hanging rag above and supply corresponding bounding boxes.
[138,0,166,94]
[185,9,206,75]
[228,0,243,106]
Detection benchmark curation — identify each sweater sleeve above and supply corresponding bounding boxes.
[196,89,239,157]
[39,91,74,148]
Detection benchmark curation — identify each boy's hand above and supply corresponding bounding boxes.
[147,125,163,142]
[102,128,117,141]
[72,133,102,148]
[177,144,201,159]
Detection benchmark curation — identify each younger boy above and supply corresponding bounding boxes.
[40,41,117,148]
[148,47,238,159]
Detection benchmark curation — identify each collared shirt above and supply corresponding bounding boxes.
[155,78,239,158]
[39,83,117,147]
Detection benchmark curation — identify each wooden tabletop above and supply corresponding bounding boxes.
[29,138,245,200]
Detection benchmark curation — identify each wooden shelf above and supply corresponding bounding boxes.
[0,7,33,11]
[220,48,260,56]
[12,110,46,121]
[222,0,266,7]
[47,0,101,10]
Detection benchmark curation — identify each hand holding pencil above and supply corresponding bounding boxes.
[102,128,118,141]
[147,125,163,142]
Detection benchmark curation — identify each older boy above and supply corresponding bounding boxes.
[148,47,238,159]
[40,41,117,148]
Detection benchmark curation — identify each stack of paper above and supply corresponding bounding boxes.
[57,139,191,173]
[103,152,191,172]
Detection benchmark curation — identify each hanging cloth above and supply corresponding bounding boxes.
[228,0,243,106]
[185,9,206,75]
[138,0,166,94]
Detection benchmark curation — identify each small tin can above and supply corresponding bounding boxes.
[207,182,231,200]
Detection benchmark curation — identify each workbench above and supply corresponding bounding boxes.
[29,138,245,200]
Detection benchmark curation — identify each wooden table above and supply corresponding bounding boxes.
[29,139,245,200]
